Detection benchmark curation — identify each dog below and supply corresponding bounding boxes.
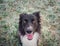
[18,11,41,46]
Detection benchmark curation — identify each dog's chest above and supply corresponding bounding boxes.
[20,32,39,46]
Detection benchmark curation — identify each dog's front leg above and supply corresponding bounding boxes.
[19,37,22,46]
[37,36,42,46]
[18,32,22,46]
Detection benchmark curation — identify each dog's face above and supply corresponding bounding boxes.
[21,14,38,34]
[19,12,40,40]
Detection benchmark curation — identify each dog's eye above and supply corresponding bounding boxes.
[31,19,35,23]
[24,19,28,23]
[32,19,34,21]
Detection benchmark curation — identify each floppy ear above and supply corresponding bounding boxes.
[19,13,26,35]
[33,11,41,34]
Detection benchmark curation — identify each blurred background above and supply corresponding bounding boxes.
[0,0,60,46]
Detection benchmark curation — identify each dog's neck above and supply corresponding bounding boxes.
[20,32,39,46]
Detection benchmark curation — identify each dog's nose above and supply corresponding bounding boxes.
[26,30,32,34]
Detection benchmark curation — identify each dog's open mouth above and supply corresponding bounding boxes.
[26,33,33,40]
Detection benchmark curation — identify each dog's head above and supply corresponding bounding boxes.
[19,11,40,40]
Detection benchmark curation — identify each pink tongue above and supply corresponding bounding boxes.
[27,34,33,40]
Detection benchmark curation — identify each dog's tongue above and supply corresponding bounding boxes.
[27,34,33,40]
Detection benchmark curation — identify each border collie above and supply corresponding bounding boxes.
[18,11,41,46]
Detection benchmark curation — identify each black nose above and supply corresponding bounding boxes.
[26,30,32,34]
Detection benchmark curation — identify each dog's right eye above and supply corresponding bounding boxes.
[23,19,28,23]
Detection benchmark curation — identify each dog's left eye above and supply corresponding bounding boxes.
[31,19,35,23]
[32,19,34,21]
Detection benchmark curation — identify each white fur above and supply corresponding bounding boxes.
[20,32,39,46]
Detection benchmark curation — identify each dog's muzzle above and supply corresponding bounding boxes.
[26,26,34,40]
[26,25,33,34]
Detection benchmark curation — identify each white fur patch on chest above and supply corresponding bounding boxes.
[20,32,39,46]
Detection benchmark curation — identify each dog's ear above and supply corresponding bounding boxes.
[33,11,41,34]
[19,13,26,35]
[33,11,40,22]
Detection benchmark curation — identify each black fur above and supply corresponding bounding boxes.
[33,11,41,33]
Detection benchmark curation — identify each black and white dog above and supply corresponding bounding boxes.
[18,11,41,46]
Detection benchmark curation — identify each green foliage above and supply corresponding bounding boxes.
[0,0,3,3]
